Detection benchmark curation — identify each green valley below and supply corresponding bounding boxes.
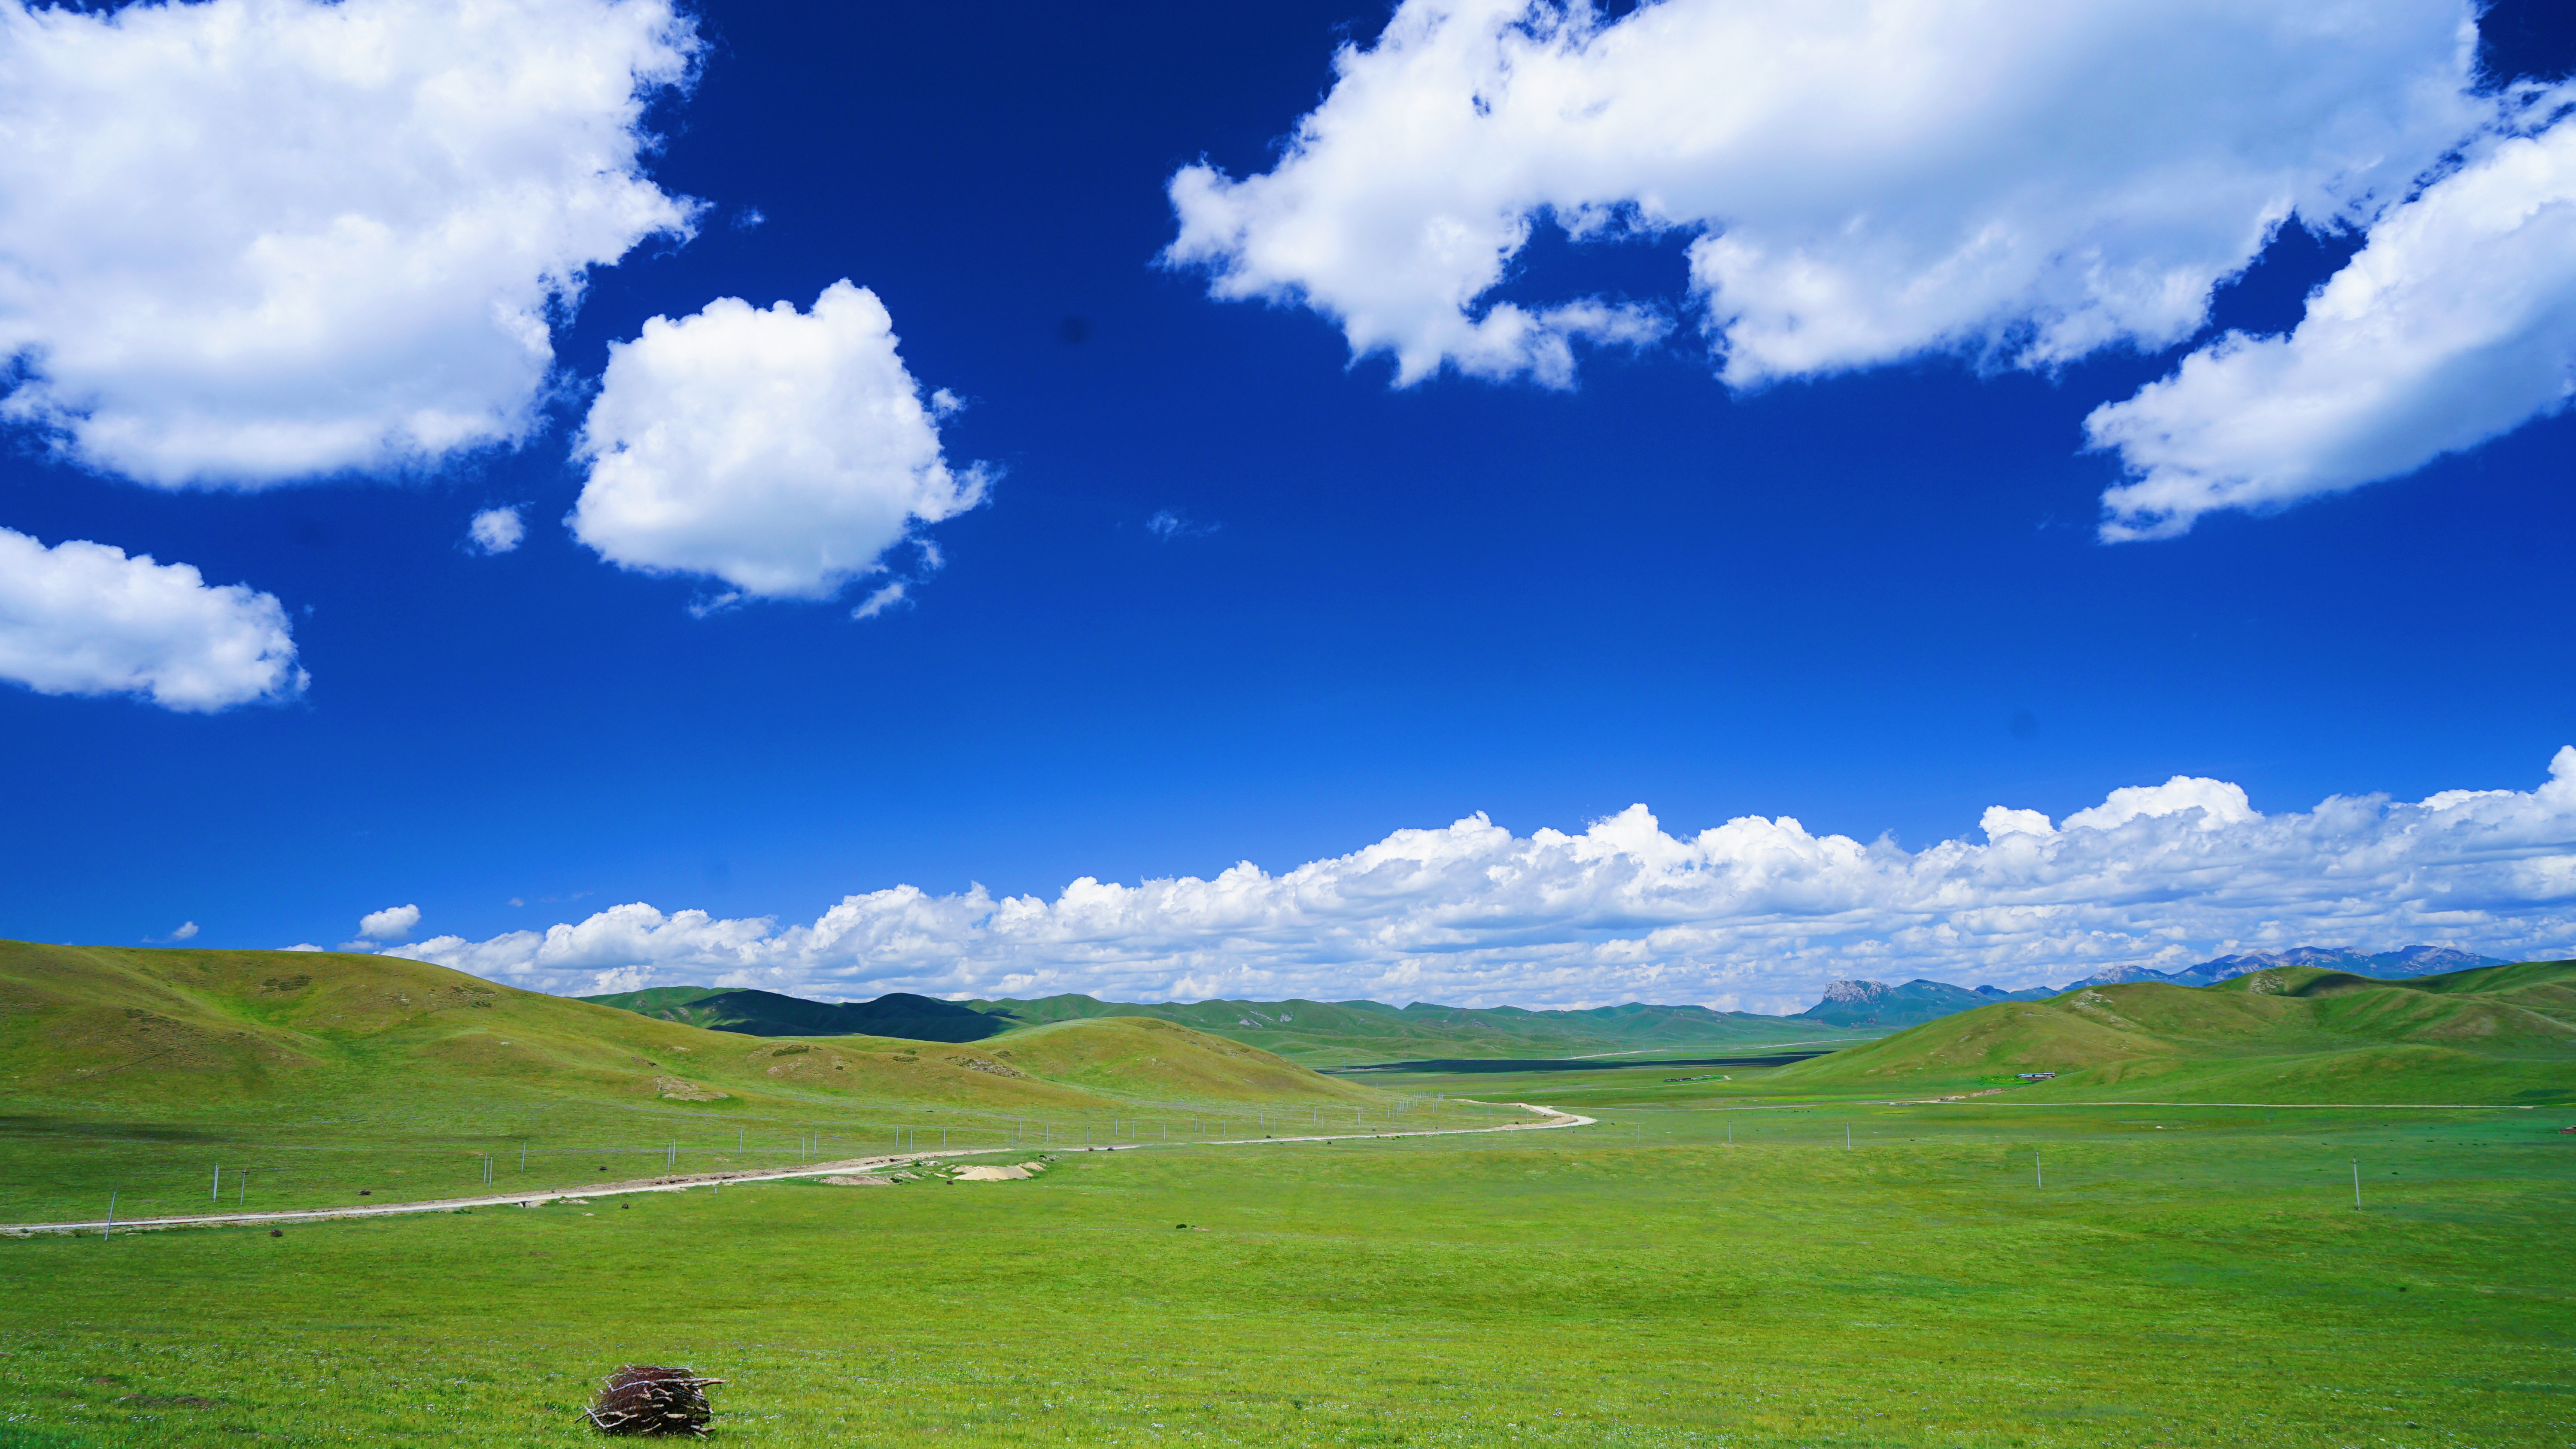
[1,944,2570,1448]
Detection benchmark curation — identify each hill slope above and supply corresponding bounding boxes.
[1775,959,2576,1103]
[0,941,1373,1120]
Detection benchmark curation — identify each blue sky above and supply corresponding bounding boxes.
[2,0,2573,1010]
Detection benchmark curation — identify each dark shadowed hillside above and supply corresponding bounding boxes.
[579,986,1006,1041]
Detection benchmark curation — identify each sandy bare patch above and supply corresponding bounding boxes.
[653,1075,729,1101]
[820,1174,894,1186]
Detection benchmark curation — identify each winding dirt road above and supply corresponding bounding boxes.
[3,1101,1595,1237]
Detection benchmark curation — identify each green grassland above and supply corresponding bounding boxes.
[0,1097,2568,1447]
[1,946,2570,1447]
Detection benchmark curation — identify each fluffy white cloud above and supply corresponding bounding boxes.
[0,0,699,485]
[1163,0,2483,389]
[169,921,198,941]
[466,506,526,555]
[0,526,304,711]
[2090,89,2576,539]
[2060,776,2257,833]
[1978,806,2055,841]
[391,749,2576,1014]
[357,903,420,941]
[569,281,986,602]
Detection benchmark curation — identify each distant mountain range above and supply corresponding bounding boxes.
[579,987,1844,1064]
[582,945,2514,1053]
[1795,978,2049,1028]
[2061,944,2501,989]
[1792,945,2508,1029]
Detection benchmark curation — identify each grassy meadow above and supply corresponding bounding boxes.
[3,946,2571,1446]
[4,1081,2570,1446]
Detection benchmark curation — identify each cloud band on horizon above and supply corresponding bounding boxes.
[386,749,2576,1014]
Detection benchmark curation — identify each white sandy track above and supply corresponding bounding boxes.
[1,1102,1595,1238]
[1891,1099,2539,1109]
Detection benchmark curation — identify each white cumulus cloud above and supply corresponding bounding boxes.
[2090,88,2576,539]
[0,526,304,711]
[1979,806,2055,841]
[0,0,700,485]
[357,903,420,941]
[569,280,987,603]
[390,749,2576,1014]
[466,506,526,555]
[1163,0,2483,389]
[2060,776,2258,833]
[169,921,198,941]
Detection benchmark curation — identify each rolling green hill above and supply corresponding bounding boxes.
[582,986,1849,1064]
[0,940,1453,1231]
[0,940,1374,1118]
[1772,958,2576,1103]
